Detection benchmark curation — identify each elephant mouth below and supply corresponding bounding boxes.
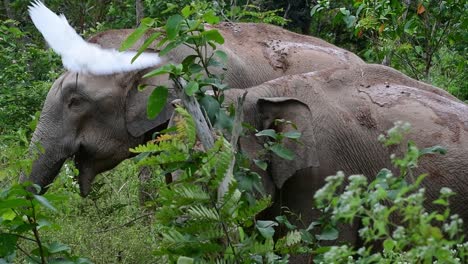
[73,147,123,197]
[74,158,94,197]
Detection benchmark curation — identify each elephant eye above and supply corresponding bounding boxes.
[68,97,82,108]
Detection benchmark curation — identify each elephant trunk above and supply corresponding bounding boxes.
[21,116,75,194]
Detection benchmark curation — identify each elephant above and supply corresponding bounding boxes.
[222,63,468,243]
[23,22,366,197]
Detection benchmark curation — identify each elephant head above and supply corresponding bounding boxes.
[222,87,320,197]
[25,70,175,196]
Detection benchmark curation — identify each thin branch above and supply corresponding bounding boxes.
[16,245,39,264]
[94,213,153,233]
[7,233,37,242]
[28,200,46,264]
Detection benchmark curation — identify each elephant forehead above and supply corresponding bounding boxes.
[60,73,121,98]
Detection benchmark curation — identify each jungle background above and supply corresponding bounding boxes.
[0,0,467,263]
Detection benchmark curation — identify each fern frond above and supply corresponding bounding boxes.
[174,106,197,147]
[219,187,242,217]
[187,205,220,221]
[173,184,210,202]
[276,230,302,248]
[197,225,225,241]
[130,141,160,153]
[156,133,176,142]
[237,196,272,223]
[249,238,275,254]
[162,229,186,244]
[199,137,234,188]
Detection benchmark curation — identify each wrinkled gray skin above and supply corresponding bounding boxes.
[23,22,365,196]
[224,64,468,250]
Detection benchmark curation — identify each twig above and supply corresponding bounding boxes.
[28,200,45,264]
[6,233,37,242]
[94,213,154,234]
[16,244,39,263]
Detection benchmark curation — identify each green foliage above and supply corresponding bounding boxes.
[313,122,467,263]
[0,182,91,263]
[132,107,313,262]
[254,119,301,163]
[0,20,61,135]
[307,0,468,100]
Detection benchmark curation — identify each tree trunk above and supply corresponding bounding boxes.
[3,0,14,20]
[135,0,144,26]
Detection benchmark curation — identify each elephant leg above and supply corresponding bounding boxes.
[277,167,360,263]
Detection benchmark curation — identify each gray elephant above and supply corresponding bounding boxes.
[24,22,364,196]
[223,63,468,240]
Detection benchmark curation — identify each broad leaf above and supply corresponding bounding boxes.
[166,15,183,40]
[203,10,220,24]
[214,50,228,64]
[119,24,149,52]
[132,32,161,63]
[256,220,278,239]
[283,131,301,139]
[270,144,295,160]
[255,129,277,139]
[202,30,224,44]
[199,95,220,123]
[0,233,17,256]
[34,195,57,212]
[47,241,70,254]
[0,198,29,209]
[315,226,339,241]
[253,159,268,171]
[419,145,447,156]
[184,81,199,96]
[147,86,169,119]
[143,64,174,78]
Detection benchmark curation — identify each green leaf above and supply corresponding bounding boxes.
[0,233,17,257]
[131,32,161,63]
[315,226,339,241]
[159,39,184,56]
[255,129,278,139]
[119,24,149,51]
[184,81,199,96]
[0,198,29,209]
[419,145,447,156]
[47,242,70,254]
[383,239,395,252]
[203,10,220,24]
[181,6,193,18]
[166,15,183,40]
[177,256,194,264]
[143,64,173,78]
[256,220,278,239]
[147,86,169,119]
[283,131,301,139]
[270,144,295,160]
[34,195,57,212]
[275,215,296,229]
[214,50,228,64]
[199,95,220,122]
[202,29,224,44]
[253,159,268,171]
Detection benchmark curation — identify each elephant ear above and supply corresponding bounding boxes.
[125,76,176,138]
[257,97,320,189]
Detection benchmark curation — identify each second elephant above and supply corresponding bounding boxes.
[223,64,468,238]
